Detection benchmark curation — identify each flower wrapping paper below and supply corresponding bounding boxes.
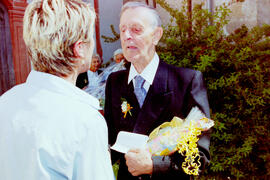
[147,106,214,175]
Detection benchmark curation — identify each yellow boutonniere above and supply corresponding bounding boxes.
[121,98,133,118]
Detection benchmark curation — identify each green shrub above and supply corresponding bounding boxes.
[156,0,270,179]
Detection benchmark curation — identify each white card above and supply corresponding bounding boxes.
[110,131,149,154]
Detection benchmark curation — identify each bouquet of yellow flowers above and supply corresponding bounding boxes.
[147,107,214,175]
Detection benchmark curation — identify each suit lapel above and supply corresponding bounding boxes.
[133,61,172,134]
[120,70,139,109]
[115,70,141,132]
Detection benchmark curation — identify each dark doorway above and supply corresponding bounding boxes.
[0,2,15,95]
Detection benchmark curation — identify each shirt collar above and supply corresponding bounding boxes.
[26,70,101,110]
[88,70,98,74]
[128,53,159,84]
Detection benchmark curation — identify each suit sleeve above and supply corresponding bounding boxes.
[151,70,211,178]
[76,72,88,89]
[188,70,211,172]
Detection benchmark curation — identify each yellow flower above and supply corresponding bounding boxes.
[121,99,133,118]
[177,121,201,176]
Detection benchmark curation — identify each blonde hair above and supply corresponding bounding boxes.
[23,0,96,77]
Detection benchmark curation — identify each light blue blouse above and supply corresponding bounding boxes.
[0,70,114,180]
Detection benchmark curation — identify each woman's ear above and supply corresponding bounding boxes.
[153,27,163,45]
[73,40,84,58]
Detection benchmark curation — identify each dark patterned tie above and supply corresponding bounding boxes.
[134,75,147,108]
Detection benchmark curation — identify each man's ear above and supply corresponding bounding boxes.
[153,27,163,45]
[73,40,84,58]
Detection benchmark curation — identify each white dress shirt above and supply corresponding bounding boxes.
[128,53,160,93]
[87,70,99,87]
[0,70,114,180]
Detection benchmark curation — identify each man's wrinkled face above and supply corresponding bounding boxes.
[119,7,157,64]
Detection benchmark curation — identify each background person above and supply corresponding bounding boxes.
[113,48,130,69]
[105,2,211,180]
[85,54,103,92]
[76,54,102,89]
[113,48,125,63]
[90,54,103,74]
[0,0,114,179]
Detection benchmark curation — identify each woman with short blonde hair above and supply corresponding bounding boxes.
[23,0,96,78]
[0,0,114,179]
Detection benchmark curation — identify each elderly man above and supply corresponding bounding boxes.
[105,2,211,180]
[0,0,114,179]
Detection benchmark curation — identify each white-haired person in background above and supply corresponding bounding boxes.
[0,0,114,180]
[76,54,102,89]
[113,48,125,64]
[84,49,128,107]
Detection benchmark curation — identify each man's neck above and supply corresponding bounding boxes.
[133,51,155,74]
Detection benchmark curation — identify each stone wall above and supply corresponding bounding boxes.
[156,0,270,34]
[215,0,263,33]
[257,0,270,26]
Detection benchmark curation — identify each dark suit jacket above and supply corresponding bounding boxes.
[105,60,211,180]
[76,70,102,89]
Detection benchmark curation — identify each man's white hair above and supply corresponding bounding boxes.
[120,1,162,28]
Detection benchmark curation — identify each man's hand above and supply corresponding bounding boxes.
[124,148,153,176]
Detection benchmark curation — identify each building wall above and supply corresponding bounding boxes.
[256,0,270,26]
[156,0,270,34]
[84,0,122,64]
[1,0,30,91]
[216,0,258,33]
[0,1,16,95]
[98,0,122,63]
